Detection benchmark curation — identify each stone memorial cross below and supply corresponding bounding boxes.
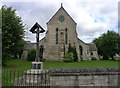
[30,22,45,62]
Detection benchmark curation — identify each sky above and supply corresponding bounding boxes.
[1,0,119,43]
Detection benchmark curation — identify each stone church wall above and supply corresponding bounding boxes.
[50,74,118,86]
[44,6,79,60]
[91,51,99,60]
[79,40,91,60]
[49,68,119,86]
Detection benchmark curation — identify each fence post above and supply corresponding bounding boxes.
[36,70,38,87]
[33,70,35,86]
[13,70,15,86]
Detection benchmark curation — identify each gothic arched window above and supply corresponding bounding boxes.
[79,45,83,55]
[65,28,68,44]
[56,28,58,44]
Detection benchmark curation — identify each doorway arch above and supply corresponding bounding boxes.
[79,45,83,55]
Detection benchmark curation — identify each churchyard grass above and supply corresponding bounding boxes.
[2,59,119,85]
[43,60,119,69]
[3,59,119,70]
[3,59,32,71]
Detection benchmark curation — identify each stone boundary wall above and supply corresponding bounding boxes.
[48,68,120,86]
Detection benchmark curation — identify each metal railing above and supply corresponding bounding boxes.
[2,70,50,87]
[2,68,119,87]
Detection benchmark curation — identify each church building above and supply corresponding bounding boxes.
[38,4,99,61]
[22,4,99,61]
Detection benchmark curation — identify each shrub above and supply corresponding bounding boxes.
[67,43,78,61]
[64,52,74,62]
[27,49,36,61]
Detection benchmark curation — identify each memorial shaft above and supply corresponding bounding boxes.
[36,28,40,62]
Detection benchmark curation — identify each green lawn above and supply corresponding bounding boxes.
[44,60,119,69]
[3,59,32,71]
[2,59,119,86]
[3,59,119,70]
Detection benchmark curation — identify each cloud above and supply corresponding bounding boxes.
[2,0,119,43]
[70,1,118,42]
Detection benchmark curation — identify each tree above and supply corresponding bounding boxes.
[118,34,120,54]
[0,8,2,64]
[93,31,120,60]
[27,49,36,61]
[72,43,78,61]
[2,5,25,65]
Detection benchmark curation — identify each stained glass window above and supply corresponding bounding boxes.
[56,28,58,44]
[65,28,67,44]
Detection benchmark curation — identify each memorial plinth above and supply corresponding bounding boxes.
[25,62,43,84]
[32,62,43,70]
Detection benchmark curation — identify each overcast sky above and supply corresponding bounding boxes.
[1,0,119,43]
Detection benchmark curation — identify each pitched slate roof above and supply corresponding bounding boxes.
[78,38,97,51]
[87,43,97,51]
[23,41,35,50]
[78,38,88,45]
